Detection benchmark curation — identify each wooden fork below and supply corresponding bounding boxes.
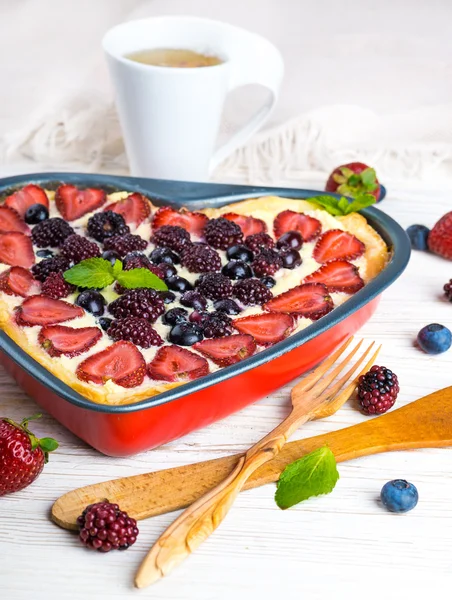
[135,337,380,588]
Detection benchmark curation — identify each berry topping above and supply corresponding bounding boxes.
[39,325,102,357]
[150,246,180,265]
[31,217,75,248]
[78,501,139,552]
[166,275,193,293]
[180,290,208,311]
[222,213,267,237]
[196,272,233,300]
[148,346,209,382]
[160,290,176,304]
[201,312,233,338]
[151,225,191,254]
[181,243,221,273]
[233,313,294,346]
[152,206,208,235]
[87,211,130,242]
[428,211,452,260]
[222,260,253,280]
[325,162,381,201]
[244,232,275,253]
[261,276,276,288]
[417,323,452,355]
[24,203,49,225]
[233,278,273,306]
[0,267,39,297]
[169,321,204,346]
[36,249,54,258]
[279,247,302,269]
[76,290,106,316]
[273,210,321,241]
[98,317,113,331]
[313,229,365,263]
[42,271,76,299]
[103,192,151,226]
[158,262,177,279]
[263,283,334,320]
[213,298,242,315]
[5,184,49,218]
[380,480,418,513]
[251,248,283,277]
[444,279,452,302]
[194,334,256,366]
[108,317,163,348]
[162,307,189,326]
[103,233,148,257]
[406,224,430,251]
[204,217,243,250]
[109,288,165,322]
[101,250,120,265]
[15,295,83,326]
[276,230,303,251]
[0,205,30,234]
[61,234,101,264]
[31,255,69,282]
[122,252,164,279]
[76,341,146,388]
[303,260,364,293]
[357,365,399,415]
[55,185,106,221]
[226,244,254,263]
[0,232,35,268]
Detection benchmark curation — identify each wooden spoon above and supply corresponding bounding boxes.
[52,385,452,531]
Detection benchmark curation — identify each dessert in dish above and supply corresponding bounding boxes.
[0,184,389,405]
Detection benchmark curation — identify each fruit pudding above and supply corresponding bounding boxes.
[0,184,389,405]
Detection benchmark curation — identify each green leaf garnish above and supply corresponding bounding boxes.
[117,268,168,291]
[275,446,339,509]
[306,193,376,217]
[359,167,377,190]
[112,258,123,278]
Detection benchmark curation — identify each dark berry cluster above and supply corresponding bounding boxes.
[204,217,243,250]
[196,272,233,300]
[108,317,163,348]
[201,311,233,338]
[245,232,274,253]
[31,217,75,247]
[41,272,76,299]
[31,255,70,282]
[103,233,148,257]
[77,502,139,552]
[233,278,273,305]
[61,234,100,263]
[109,288,165,323]
[181,243,221,273]
[357,365,399,415]
[444,279,452,302]
[87,211,130,242]
[152,225,191,254]
[252,248,283,277]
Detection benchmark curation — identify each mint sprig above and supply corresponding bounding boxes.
[63,258,168,291]
[306,193,376,217]
[275,445,339,510]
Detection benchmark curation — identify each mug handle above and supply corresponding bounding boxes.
[209,37,284,172]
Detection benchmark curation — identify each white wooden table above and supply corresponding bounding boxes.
[1,175,451,600]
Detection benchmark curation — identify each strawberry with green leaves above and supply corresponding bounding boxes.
[325,162,382,202]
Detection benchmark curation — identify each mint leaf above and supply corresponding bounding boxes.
[63,258,115,288]
[337,196,350,214]
[275,446,339,509]
[344,193,376,215]
[306,193,376,217]
[117,268,168,291]
[112,258,123,278]
[306,195,343,216]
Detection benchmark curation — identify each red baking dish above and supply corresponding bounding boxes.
[0,173,410,456]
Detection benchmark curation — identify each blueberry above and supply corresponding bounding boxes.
[276,230,303,251]
[261,276,276,289]
[213,298,242,315]
[150,247,180,265]
[159,263,178,279]
[280,248,302,269]
[160,291,176,305]
[417,323,452,354]
[24,203,49,225]
[162,307,188,326]
[380,479,418,513]
[169,322,203,346]
[76,290,106,316]
[226,244,254,263]
[166,275,193,293]
[222,260,253,280]
[98,317,113,331]
[36,249,54,259]
[102,250,121,265]
[180,291,207,311]
[406,224,430,251]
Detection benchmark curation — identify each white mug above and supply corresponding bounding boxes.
[103,16,284,181]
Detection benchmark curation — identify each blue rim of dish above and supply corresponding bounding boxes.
[0,172,410,414]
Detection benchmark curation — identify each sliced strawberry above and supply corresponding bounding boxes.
[233,313,295,346]
[76,341,146,388]
[263,283,334,320]
[273,210,321,241]
[222,213,267,237]
[193,334,256,367]
[104,192,151,226]
[152,206,208,235]
[15,295,83,326]
[304,260,365,293]
[4,184,49,218]
[0,232,35,268]
[55,184,106,221]
[313,229,365,263]
[0,267,39,297]
[148,345,209,382]
[0,206,30,234]
[38,325,102,357]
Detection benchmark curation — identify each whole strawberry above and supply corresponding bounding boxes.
[0,414,58,496]
[428,211,452,260]
[325,162,382,201]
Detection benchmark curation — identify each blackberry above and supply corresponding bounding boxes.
[180,291,208,311]
[61,234,100,264]
[196,272,233,300]
[103,234,147,258]
[149,246,180,265]
[31,255,70,282]
[77,501,139,552]
[233,278,273,306]
[109,288,165,323]
[202,312,233,338]
[31,217,75,248]
[245,232,274,253]
[181,243,221,273]
[204,217,243,250]
[122,252,165,279]
[213,298,242,315]
[444,279,452,302]
[108,317,163,348]
[251,248,283,277]
[162,307,189,326]
[41,271,76,299]
[152,225,191,253]
[357,365,399,415]
[87,211,130,242]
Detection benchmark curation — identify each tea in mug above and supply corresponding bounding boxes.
[125,48,223,68]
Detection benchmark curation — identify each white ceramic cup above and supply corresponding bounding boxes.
[102,16,284,181]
